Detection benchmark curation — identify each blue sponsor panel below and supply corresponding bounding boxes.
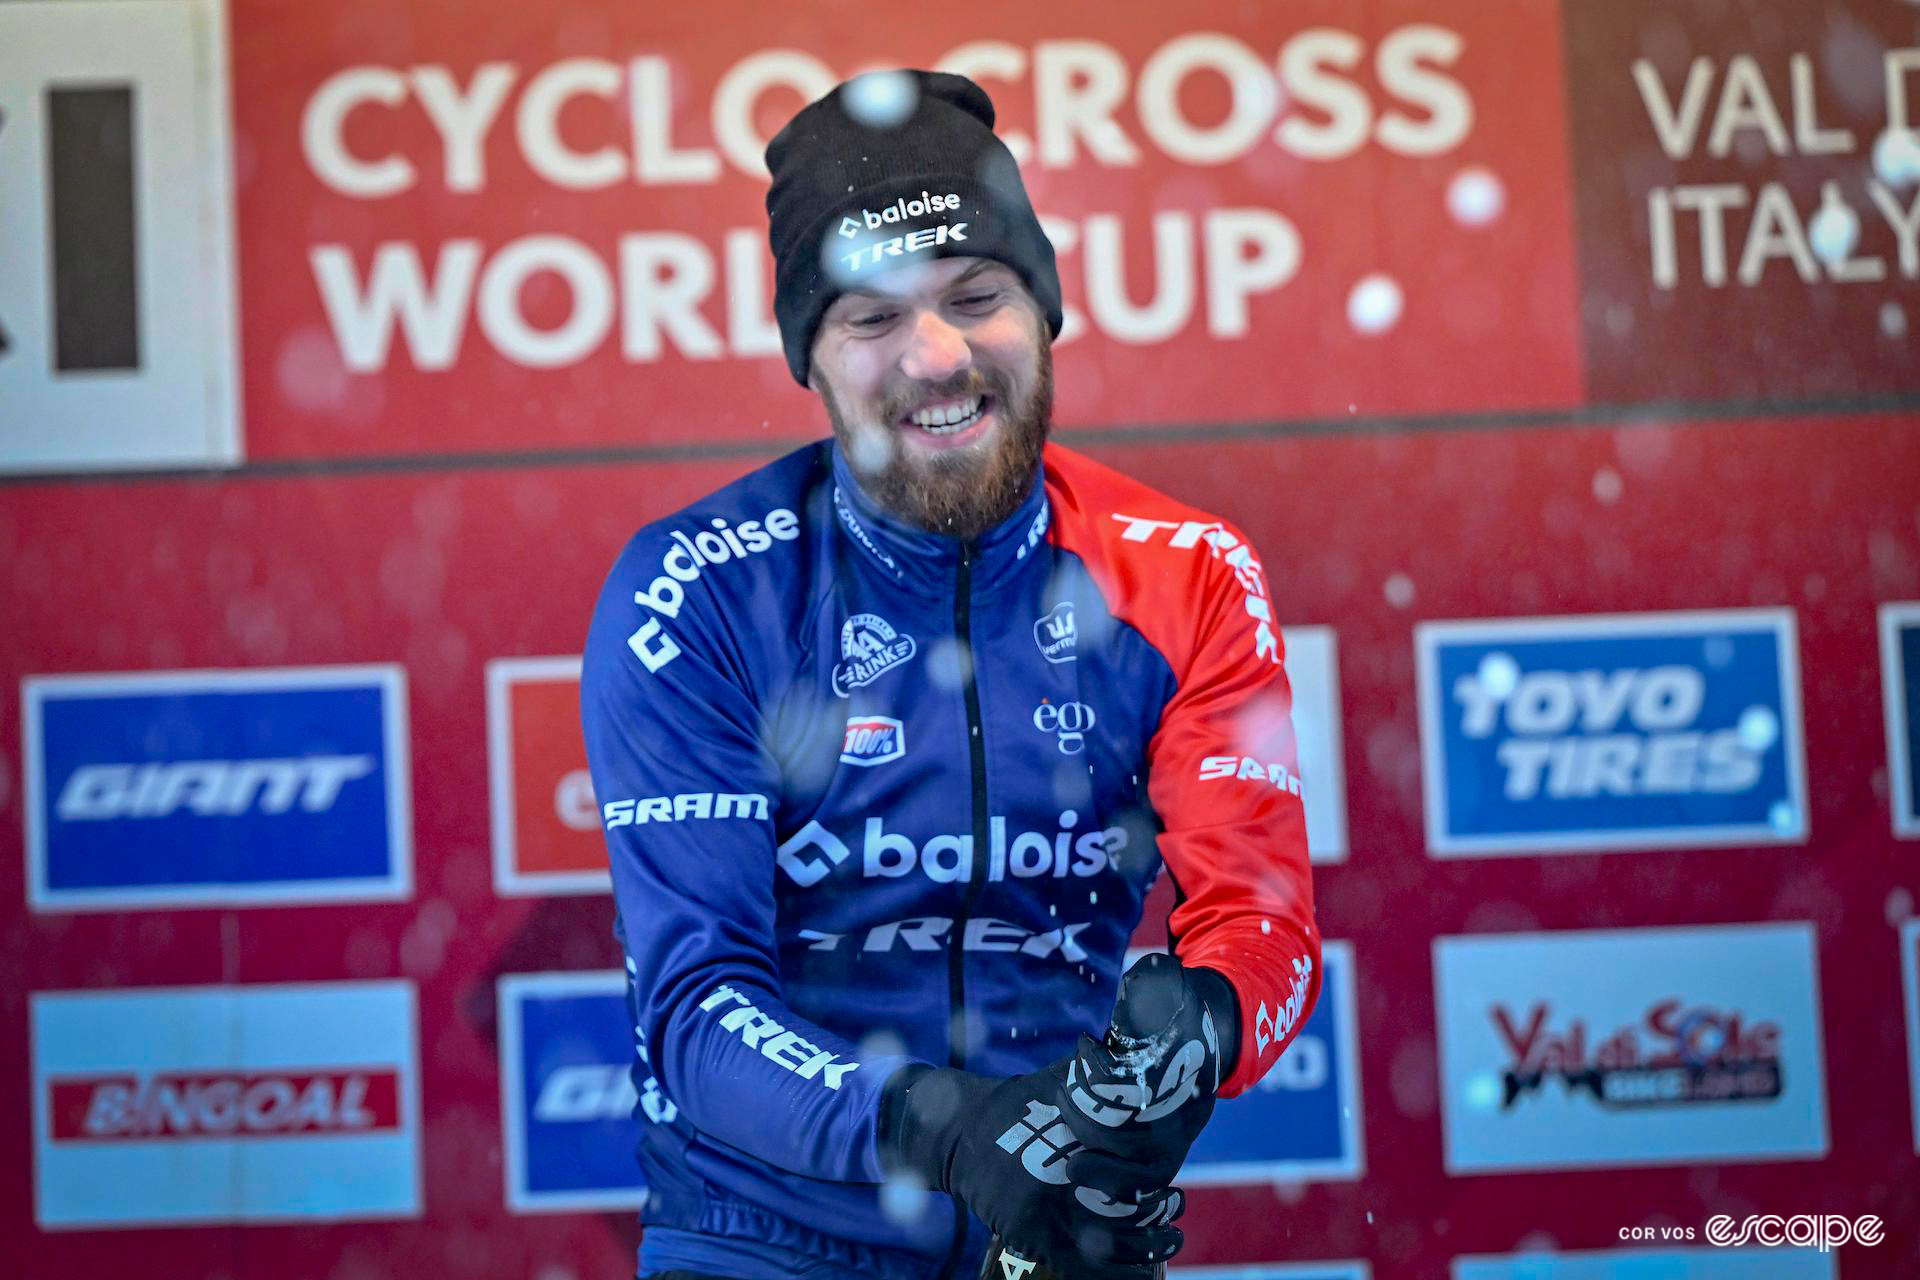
[1144,942,1362,1185]
[1173,1264,1369,1279]
[1881,603,1920,837]
[1415,610,1806,856]
[24,666,411,909]
[498,972,652,1212]
[1452,1246,1833,1279]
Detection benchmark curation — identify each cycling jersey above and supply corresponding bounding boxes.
[580,438,1321,1280]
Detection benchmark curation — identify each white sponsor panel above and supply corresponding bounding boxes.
[1452,1246,1834,1279]
[0,0,240,473]
[1434,923,1827,1173]
[1281,626,1347,863]
[31,982,421,1228]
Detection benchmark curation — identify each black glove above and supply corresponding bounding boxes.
[879,1056,1185,1278]
[1060,953,1240,1199]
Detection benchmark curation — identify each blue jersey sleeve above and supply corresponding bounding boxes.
[579,550,916,1184]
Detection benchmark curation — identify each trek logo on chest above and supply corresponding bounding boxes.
[832,613,918,696]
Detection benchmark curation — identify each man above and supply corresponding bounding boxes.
[581,69,1320,1280]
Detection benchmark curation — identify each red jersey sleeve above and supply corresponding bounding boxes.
[1046,446,1322,1099]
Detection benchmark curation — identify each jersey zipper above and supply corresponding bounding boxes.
[938,540,991,1280]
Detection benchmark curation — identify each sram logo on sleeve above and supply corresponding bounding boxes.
[497,972,654,1213]
[24,666,412,910]
[31,982,421,1228]
[1415,609,1807,856]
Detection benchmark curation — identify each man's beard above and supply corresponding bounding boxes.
[821,341,1053,541]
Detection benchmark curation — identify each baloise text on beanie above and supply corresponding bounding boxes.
[763,68,1063,388]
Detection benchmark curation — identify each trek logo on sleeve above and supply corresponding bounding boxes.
[1434,923,1827,1172]
[31,982,420,1227]
[497,972,654,1213]
[1111,513,1281,665]
[1415,610,1806,856]
[697,984,858,1089]
[25,666,411,911]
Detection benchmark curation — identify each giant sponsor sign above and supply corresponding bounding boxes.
[1904,919,1920,1156]
[231,0,1582,460]
[487,656,606,895]
[0,0,241,473]
[1881,603,1920,838]
[1562,0,1920,405]
[1453,1247,1834,1280]
[497,971,657,1212]
[1176,940,1362,1184]
[24,665,412,910]
[31,982,422,1228]
[1415,609,1806,856]
[1434,923,1828,1173]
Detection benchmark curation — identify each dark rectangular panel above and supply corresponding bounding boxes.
[47,85,139,371]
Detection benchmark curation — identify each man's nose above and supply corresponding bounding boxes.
[898,307,971,383]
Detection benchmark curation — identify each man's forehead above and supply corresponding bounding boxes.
[834,256,1015,301]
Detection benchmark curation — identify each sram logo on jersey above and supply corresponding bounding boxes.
[1200,754,1302,797]
[1494,998,1783,1111]
[25,667,411,911]
[697,984,858,1089]
[1416,610,1807,856]
[601,792,769,828]
[840,716,905,766]
[798,915,1093,963]
[775,810,1127,887]
[1112,514,1281,666]
[50,1071,400,1140]
[57,757,375,819]
[832,612,918,696]
[625,507,800,673]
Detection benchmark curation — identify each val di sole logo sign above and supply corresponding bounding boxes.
[23,665,412,911]
[30,981,422,1228]
[1414,609,1808,856]
[1432,922,1828,1174]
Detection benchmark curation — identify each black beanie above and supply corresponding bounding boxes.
[764,69,1063,388]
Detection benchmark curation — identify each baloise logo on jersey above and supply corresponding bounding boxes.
[31,981,420,1227]
[1434,923,1827,1173]
[1415,609,1807,856]
[497,971,657,1213]
[775,809,1129,889]
[24,666,412,910]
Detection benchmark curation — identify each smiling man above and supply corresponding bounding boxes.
[580,70,1321,1280]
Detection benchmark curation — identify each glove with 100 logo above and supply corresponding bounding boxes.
[1059,952,1241,1200]
[879,1055,1185,1278]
